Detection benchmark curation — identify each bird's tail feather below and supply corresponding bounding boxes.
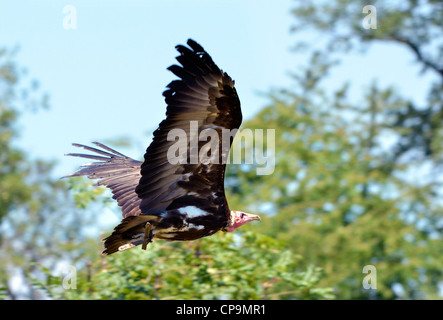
[102,215,159,255]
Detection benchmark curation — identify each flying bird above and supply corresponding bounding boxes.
[65,39,261,255]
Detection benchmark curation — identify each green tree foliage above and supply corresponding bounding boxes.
[224,1,443,297]
[0,49,98,299]
[0,48,34,222]
[37,231,333,300]
[291,0,443,164]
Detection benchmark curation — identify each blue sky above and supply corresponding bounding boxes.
[0,0,437,180]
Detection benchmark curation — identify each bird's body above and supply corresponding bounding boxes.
[65,39,260,255]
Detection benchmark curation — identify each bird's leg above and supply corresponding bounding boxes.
[142,222,153,250]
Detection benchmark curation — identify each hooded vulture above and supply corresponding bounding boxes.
[65,39,261,255]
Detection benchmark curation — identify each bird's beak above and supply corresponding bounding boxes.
[246,213,261,222]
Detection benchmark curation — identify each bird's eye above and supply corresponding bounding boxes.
[240,213,245,218]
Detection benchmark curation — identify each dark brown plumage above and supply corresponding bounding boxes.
[65,39,260,255]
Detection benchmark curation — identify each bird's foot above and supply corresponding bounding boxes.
[141,222,153,250]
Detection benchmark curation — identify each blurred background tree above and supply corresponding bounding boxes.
[291,0,443,164]
[37,231,333,300]
[0,49,99,299]
[224,0,443,299]
[227,50,443,299]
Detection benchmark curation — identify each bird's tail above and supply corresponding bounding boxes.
[102,215,160,255]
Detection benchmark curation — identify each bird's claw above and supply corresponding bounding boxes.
[141,222,153,250]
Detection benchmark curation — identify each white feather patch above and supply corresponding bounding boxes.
[188,223,204,230]
[160,233,178,238]
[178,206,209,218]
[118,243,135,251]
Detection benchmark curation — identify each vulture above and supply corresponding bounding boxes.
[65,39,261,255]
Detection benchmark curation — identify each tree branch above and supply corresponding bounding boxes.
[391,36,443,77]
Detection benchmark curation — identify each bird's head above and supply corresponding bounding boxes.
[226,210,261,232]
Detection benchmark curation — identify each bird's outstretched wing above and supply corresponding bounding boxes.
[65,39,243,254]
[135,39,242,220]
[64,142,143,217]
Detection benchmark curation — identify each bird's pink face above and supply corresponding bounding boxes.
[227,210,261,232]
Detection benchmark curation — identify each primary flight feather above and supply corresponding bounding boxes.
[65,39,261,255]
